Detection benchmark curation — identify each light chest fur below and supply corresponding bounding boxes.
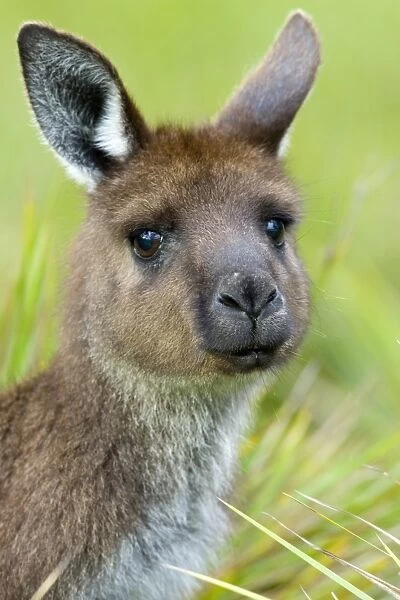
[82,488,227,599]
[76,376,255,599]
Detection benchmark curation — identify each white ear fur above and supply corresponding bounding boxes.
[277,129,292,158]
[43,84,132,192]
[94,86,131,161]
[57,156,99,190]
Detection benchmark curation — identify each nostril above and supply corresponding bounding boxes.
[217,292,243,311]
[267,287,278,304]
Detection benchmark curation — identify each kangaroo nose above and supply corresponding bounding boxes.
[216,273,280,320]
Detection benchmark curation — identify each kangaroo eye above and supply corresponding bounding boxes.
[265,219,285,247]
[130,229,163,259]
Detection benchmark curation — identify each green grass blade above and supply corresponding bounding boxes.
[219,499,375,600]
[263,512,400,599]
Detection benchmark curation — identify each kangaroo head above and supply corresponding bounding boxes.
[18,13,320,379]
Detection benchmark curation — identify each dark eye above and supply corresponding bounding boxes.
[129,229,163,259]
[265,219,285,247]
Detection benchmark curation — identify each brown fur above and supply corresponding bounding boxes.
[0,12,320,599]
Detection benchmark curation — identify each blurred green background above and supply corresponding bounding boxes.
[1,1,400,598]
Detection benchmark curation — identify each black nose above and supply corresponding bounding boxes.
[216,273,281,320]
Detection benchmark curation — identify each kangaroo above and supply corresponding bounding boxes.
[0,11,320,600]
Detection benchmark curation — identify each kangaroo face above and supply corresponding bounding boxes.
[18,13,320,378]
[74,130,308,377]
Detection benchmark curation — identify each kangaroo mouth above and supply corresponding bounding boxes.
[211,346,278,372]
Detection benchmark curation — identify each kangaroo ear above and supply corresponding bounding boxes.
[18,24,150,189]
[214,11,321,155]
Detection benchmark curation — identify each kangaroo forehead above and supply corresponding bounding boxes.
[96,128,300,226]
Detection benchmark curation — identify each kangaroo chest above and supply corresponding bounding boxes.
[75,387,251,600]
[81,489,228,600]
[79,448,233,599]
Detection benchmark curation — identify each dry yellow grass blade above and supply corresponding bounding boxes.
[283,492,390,557]
[296,491,400,546]
[377,536,400,570]
[30,558,69,600]
[165,564,271,600]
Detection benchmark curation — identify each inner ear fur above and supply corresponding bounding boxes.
[18,23,150,189]
[214,11,321,154]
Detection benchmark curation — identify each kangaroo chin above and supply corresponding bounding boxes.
[0,11,320,599]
